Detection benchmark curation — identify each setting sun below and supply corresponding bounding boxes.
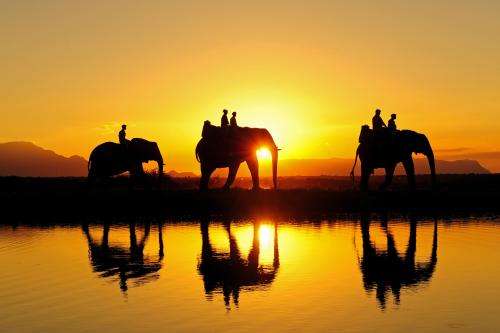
[257,148,272,160]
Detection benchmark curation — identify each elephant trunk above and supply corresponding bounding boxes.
[157,158,163,190]
[425,147,437,191]
[272,147,278,190]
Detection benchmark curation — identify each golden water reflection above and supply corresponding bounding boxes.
[358,214,438,309]
[2,217,500,332]
[82,222,164,294]
[198,221,279,309]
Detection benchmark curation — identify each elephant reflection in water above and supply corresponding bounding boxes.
[82,222,164,293]
[198,221,280,308]
[358,214,438,309]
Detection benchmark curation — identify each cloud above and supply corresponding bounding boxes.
[434,147,471,153]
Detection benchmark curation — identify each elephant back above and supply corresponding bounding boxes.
[201,121,221,139]
[358,125,371,143]
[89,142,120,162]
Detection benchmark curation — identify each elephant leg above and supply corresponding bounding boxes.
[223,163,240,190]
[200,164,215,190]
[379,164,396,190]
[403,157,416,191]
[360,164,371,191]
[130,163,145,190]
[246,156,260,190]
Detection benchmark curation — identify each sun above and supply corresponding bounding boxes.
[256,148,272,160]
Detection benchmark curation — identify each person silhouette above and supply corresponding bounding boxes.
[372,109,387,130]
[119,124,129,145]
[388,114,397,131]
[221,109,229,128]
[230,112,238,127]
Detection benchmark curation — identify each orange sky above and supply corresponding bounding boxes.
[1,1,499,172]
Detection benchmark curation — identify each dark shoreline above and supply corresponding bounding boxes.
[1,174,499,221]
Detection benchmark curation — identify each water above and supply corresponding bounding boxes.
[1,216,499,332]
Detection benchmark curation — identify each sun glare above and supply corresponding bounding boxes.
[256,148,272,160]
[259,225,272,247]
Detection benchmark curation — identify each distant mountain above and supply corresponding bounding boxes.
[0,141,492,177]
[167,170,197,178]
[280,158,490,176]
[0,142,87,177]
[225,157,491,177]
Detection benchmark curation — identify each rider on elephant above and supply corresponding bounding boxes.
[372,109,387,131]
[230,112,238,127]
[388,114,397,131]
[119,124,130,146]
[221,109,229,127]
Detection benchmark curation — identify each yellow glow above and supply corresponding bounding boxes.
[259,225,272,247]
[256,148,272,160]
[1,2,499,172]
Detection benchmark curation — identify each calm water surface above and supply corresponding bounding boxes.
[1,216,499,332]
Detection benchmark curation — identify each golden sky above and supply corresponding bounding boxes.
[1,1,499,172]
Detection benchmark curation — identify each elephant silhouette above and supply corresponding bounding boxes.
[358,214,438,309]
[81,221,164,294]
[197,221,280,308]
[195,121,279,190]
[88,138,164,189]
[351,126,437,191]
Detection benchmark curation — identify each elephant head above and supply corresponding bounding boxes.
[408,132,437,190]
[130,138,164,188]
[250,128,279,189]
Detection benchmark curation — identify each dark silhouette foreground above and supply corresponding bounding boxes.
[88,138,163,189]
[351,126,437,191]
[196,121,279,190]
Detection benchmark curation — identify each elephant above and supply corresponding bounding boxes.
[81,221,164,294]
[197,220,279,308]
[88,138,164,189]
[351,125,437,191]
[195,121,279,190]
[358,214,438,309]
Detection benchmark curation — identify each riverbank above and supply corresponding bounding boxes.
[1,174,498,219]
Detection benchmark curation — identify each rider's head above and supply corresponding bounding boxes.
[223,109,228,114]
[391,113,396,119]
[122,124,126,129]
[375,109,381,115]
[232,112,237,116]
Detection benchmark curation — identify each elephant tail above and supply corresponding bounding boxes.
[87,153,93,172]
[350,146,360,182]
[195,141,201,163]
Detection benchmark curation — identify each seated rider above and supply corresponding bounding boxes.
[388,114,397,131]
[230,111,238,127]
[119,124,130,146]
[372,109,387,131]
[221,109,229,128]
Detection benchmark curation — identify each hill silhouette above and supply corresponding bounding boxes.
[214,157,491,177]
[0,142,492,177]
[0,142,87,177]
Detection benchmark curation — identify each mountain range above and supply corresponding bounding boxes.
[0,141,492,177]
